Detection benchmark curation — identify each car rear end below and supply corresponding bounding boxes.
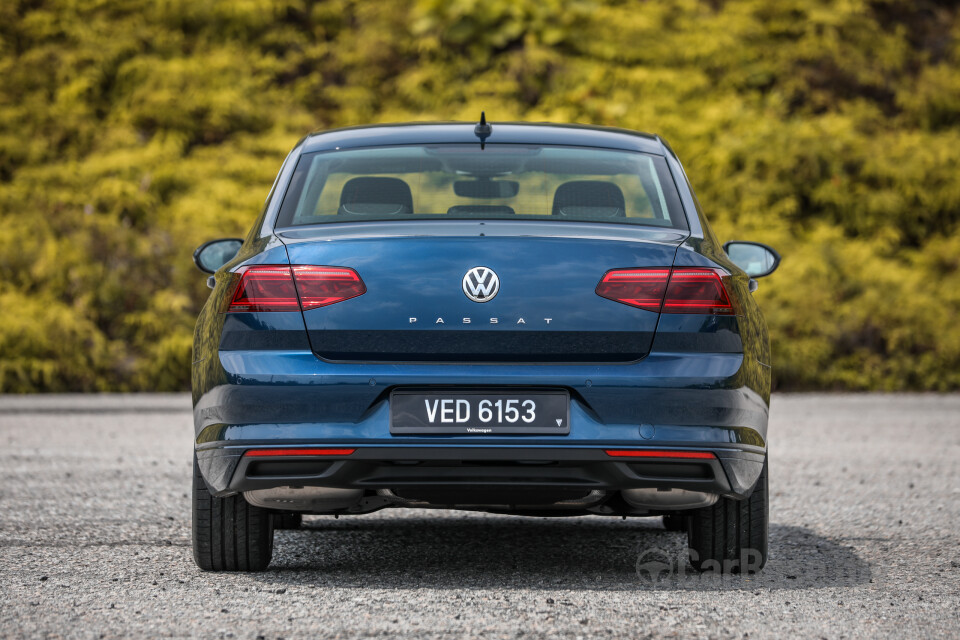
[190,123,771,573]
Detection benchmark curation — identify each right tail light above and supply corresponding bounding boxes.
[596,267,734,315]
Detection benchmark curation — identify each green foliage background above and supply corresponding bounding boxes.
[2,0,959,392]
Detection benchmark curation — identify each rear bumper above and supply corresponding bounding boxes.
[193,347,770,499]
[197,445,765,500]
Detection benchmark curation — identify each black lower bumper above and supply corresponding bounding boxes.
[198,446,765,500]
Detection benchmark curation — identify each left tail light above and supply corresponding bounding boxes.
[224,265,366,312]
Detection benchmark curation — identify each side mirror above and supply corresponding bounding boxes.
[193,238,243,274]
[723,241,780,278]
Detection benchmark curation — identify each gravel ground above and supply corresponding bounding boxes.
[1,393,959,638]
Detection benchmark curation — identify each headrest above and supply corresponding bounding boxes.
[339,177,414,215]
[552,181,625,218]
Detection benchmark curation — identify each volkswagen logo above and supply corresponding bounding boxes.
[462,267,499,303]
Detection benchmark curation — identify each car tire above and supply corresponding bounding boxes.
[662,515,687,532]
[273,512,303,530]
[686,456,768,574]
[192,454,274,571]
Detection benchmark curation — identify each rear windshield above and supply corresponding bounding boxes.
[274,144,687,229]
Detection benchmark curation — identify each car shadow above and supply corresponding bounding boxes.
[256,513,871,591]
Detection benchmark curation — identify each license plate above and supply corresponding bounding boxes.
[390,389,570,435]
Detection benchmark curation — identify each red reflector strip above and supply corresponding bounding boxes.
[604,449,715,459]
[244,448,356,457]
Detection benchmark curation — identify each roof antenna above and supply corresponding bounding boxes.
[474,111,492,150]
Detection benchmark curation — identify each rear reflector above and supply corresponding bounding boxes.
[244,448,356,457]
[604,449,716,459]
[596,267,734,314]
[225,265,365,312]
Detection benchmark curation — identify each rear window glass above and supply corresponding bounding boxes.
[274,144,687,229]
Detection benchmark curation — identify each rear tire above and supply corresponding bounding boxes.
[192,455,274,571]
[686,456,768,574]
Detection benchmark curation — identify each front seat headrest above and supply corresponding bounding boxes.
[339,177,414,215]
[552,181,626,218]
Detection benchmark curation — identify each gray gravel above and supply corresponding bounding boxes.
[1,393,959,638]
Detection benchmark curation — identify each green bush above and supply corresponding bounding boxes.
[1,0,959,391]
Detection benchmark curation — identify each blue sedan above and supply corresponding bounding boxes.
[190,117,780,573]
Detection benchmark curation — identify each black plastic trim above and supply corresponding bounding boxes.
[308,330,654,363]
[219,330,311,351]
[204,446,766,499]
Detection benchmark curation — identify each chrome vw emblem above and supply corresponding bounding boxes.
[462,266,500,303]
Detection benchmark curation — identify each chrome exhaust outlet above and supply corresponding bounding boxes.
[621,488,718,510]
[244,486,363,512]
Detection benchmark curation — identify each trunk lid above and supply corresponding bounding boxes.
[279,221,686,363]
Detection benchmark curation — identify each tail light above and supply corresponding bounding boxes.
[594,269,670,312]
[225,266,300,312]
[596,267,734,315]
[224,265,365,312]
[662,269,734,314]
[291,266,367,309]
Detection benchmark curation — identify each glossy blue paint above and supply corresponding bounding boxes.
[285,228,677,349]
[191,122,774,500]
[197,348,763,431]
